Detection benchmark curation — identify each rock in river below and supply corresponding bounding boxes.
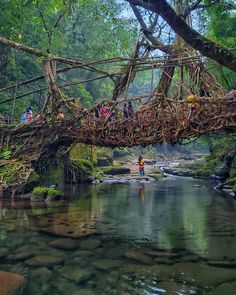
[79,238,102,250]
[92,259,123,271]
[125,250,153,265]
[58,266,93,283]
[49,238,78,250]
[25,255,64,267]
[0,270,26,295]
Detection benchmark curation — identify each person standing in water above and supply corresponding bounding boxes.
[138,156,145,176]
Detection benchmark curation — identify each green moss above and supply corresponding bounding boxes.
[195,168,213,178]
[32,186,48,197]
[0,161,27,184]
[32,186,63,201]
[47,188,63,198]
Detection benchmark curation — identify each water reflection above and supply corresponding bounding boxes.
[0,178,236,295]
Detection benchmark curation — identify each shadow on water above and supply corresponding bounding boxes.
[1,177,236,294]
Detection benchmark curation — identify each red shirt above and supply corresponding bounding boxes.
[99,107,109,118]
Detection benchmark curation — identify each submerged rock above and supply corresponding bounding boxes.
[58,266,93,283]
[0,270,26,295]
[31,267,52,283]
[25,255,64,267]
[8,252,35,262]
[92,259,123,271]
[49,238,78,250]
[79,238,102,250]
[125,250,153,265]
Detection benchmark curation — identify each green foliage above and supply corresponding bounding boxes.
[204,0,236,88]
[195,167,213,178]
[0,150,12,160]
[76,159,94,172]
[0,0,136,117]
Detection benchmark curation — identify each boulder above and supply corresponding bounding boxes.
[0,270,25,295]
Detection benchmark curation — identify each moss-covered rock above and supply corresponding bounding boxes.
[64,158,94,183]
[103,166,130,175]
[96,157,112,167]
[195,168,213,178]
[46,188,63,201]
[31,186,64,202]
[32,187,49,201]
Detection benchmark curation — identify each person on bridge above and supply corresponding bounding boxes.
[127,101,133,118]
[20,110,28,123]
[123,103,129,119]
[27,107,33,121]
[138,156,145,176]
[99,103,109,119]
[187,93,199,121]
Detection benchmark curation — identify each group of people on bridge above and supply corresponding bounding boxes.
[94,101,134,123]
[20,107,33,123]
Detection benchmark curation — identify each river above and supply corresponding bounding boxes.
[0,177,236,295]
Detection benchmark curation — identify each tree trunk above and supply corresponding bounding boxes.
[127,0,236,72]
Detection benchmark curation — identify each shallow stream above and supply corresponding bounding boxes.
[0,177,236,295]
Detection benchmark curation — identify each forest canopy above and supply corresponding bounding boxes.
[0,0,235,118]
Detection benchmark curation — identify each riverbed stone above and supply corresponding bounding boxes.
[31,267,52,283]
[49,238,77,250]
[92,259,123,271]
[8,252,35,262]
[40,224,95,238]
[58,266,93,283]
[79,238,102,250]
[54,277,77,294]
[0,270,26,295]
[125,250,153,265]
[106,271,120,286]
[25,255,63,267]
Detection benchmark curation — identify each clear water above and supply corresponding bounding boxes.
[1,177,236,295]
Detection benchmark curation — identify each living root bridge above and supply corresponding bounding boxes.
[1,95,236,160]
